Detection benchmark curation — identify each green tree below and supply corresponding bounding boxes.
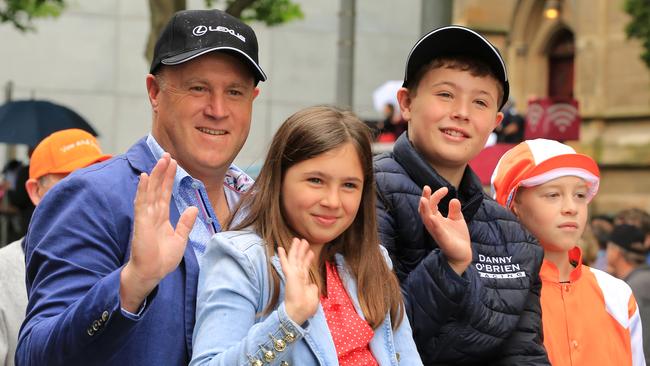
[146,0,303,62]
[1,0,302,62]
[624,0,650,69]
[0,0,65,31]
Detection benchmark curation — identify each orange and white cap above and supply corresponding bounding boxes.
[29,129,112,180]
[490,139,600,208]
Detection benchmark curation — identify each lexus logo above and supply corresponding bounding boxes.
[193,25,208,36]
[190,25,246,42]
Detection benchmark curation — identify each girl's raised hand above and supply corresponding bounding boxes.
[418,185,472,275]
[278,238,320,325]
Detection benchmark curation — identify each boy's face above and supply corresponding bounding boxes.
[512,176,590,253]
[398,67,503,174]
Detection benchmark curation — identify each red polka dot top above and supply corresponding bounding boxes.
[320,261,379,366]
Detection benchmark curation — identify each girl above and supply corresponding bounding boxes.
[188,106,421,365]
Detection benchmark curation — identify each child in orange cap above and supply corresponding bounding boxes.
[491,138,645,366]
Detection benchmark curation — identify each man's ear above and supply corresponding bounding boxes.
[396,87,412,122]
[146,74,161,111]
[25,178,42,206]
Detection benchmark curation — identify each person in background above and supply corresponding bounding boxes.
[615,208,650,256]
[0,159,24,244]
[578,223,601,266]
[376,103,406,143]
[607,224,650,364]
[1,160,22,192]
[590,214,615,270]
[495,97,525,143]
[492,138,645,366]
[17,8,265,366]
[0,128,110,366]
[615,209,650,231]
[374,25,549,365]
[6,151,34,241]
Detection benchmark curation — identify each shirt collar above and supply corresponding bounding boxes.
[145,134,254,195]
[540,246,584,283]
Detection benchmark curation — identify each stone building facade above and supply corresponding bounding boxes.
[455,0,650,214]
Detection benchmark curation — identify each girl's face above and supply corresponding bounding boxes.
[281,142,364,247]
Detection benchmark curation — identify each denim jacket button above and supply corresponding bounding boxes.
[273,338,286,352]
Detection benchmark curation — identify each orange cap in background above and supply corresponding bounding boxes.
[29,128,112,180]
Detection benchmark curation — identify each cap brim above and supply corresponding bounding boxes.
[522,153,600,183]
[49,154,113,176]
[162,46,267,82]
[518,153,600,202]
[403,26,509,108]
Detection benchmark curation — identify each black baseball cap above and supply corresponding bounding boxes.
[150,9,267,83]
[609,224,647,255]
[402,25,509,110]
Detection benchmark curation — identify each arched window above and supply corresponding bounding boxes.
[548,29,575,99]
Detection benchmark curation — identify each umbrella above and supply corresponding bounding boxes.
[0,100,98,147]
[372,80,403,114]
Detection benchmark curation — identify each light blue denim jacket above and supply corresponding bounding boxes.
[190,230,422,366]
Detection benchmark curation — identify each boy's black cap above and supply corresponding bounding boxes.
[403,25,509,110]
[609,224,647,255]
[150,9,267,83]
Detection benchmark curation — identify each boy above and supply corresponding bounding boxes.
[492,138,645,366]
[374,25,549,365]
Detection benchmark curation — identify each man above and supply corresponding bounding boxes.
[0,128,110,366]
[607,224,650,364]
[17,9,265,366]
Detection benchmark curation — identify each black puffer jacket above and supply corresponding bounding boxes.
[374,133,549,365]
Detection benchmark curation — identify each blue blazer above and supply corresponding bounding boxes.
[17,138,199,366]
[190,230,422,366]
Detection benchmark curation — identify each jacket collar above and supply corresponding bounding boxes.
[392,132,484,221]
[126,137,158,174]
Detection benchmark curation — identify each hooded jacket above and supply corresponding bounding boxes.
[374,133,549,365]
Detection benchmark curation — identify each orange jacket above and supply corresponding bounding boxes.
[540,247,645,365]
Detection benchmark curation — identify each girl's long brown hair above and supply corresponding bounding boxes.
[229,105,404,329]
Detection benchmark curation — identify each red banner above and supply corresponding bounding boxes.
[469,143,516,186]
[525,98,580,141]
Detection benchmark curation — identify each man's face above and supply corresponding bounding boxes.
[149,52,260,182]
[399,67,503,174]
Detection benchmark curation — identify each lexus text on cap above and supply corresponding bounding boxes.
[402,25,509,110]
[150,9,267,83]
[29,129,112,180]
[490,138,600,208]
